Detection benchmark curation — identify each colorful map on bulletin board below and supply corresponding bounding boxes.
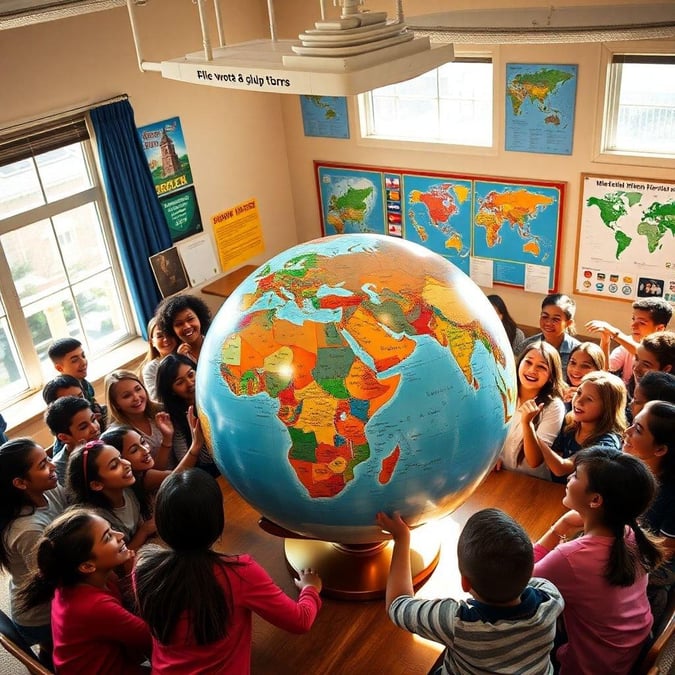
[300,96,350,139]
[505,63,578,155]
[315,162,565,291]
[575,174,675,303]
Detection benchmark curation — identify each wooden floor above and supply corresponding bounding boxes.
[216,471,566,675]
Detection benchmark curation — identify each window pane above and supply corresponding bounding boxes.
[606,60,675,155]
[0,317,29,402]
[23,291,82,380]
[74,271,129,352]
[0,158,45,219]
[53,203,110,283]
[362,60,493,147]
[36,143,92,203]
[2,220,69,306]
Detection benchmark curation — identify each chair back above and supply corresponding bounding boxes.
[635,590,675,675]
[0,608,53,675]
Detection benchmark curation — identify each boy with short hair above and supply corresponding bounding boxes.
[377,508,563,675]
[633,331,675,384]
[44,396,101,484]
[586,298,672,386]
[42,374,85,459]
[47,338,107,430]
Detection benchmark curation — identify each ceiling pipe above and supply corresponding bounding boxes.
[126,0,161,72]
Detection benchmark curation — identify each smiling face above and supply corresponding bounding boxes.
[121,430,155,472]
[112,378,148,418]
[562,463,595,513]
[56,347,88,380]
[567,351,598,387]
[14,446,58,497]
[151,325,177,357]
[630,309,663,342]
[630,382,648,419]
[622,407,665,464]
[571,381,603,425]
[172,309,201,346]
[91,446,135,491]
[85,515,132,572]
[539,304,569,342]
[60,408,100,447]
[518,349,551,395]
[633,345,663,383]
[171,363,196,402]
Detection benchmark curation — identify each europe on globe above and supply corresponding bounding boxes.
[197,234,516,545]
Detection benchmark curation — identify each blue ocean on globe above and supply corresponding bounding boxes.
[197,234,516,544]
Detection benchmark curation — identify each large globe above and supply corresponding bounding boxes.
[197,235,516,544]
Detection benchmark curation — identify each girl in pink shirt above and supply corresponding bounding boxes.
[533,447,664,675]
[16,507,151,674]
[134,469,323,674]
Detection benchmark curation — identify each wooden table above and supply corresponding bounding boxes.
[201,264,257,298]
[217,471,566,675]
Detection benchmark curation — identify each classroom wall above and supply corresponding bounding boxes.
[277,0,675,334]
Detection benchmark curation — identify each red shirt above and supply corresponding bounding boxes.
[147,554,321,674]
[52,576,152,675]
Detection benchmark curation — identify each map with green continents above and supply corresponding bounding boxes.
[576,175,675,301]
[505,64,578,155]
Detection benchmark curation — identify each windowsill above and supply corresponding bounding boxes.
[3,336,147,436]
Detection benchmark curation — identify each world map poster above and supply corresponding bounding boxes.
[315,162,565,291]
[575,174,675,304]
[505,63,578,155]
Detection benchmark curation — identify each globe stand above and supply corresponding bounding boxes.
[259,518,441,600]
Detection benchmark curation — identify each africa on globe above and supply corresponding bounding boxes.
[197,234,516,545]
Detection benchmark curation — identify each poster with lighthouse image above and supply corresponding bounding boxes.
[138,116,203,242]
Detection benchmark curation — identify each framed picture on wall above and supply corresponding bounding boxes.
[149,246,190,298]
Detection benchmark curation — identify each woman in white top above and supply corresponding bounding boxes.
[500,340,566,479]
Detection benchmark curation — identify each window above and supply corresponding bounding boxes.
[359,57,493,147]
[0,119,134,404]
[602,54,675,157]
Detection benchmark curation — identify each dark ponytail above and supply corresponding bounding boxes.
[15,508,96,612]
[576,447,664,586]
[0,438,41,570]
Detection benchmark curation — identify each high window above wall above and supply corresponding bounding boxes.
[597,47,675,166]
[0,118,135,405]
[357,53,496,152]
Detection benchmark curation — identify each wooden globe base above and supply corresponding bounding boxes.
[284,527,441,601]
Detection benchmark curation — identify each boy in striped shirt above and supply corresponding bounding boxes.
[376,508,563,674]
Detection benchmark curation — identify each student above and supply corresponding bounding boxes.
[65,440,155,551]
[155,353,217,473]
[45,396,101,484]
[487,294,526,355]
[534,371,626,481]
[622,400,675,626]
[134,469,322,673]
[563,341,605,405]
[42,374,85,460]
[47,337,108,430]
[519,294,581,375]
[499,342,566,479]
[139,316,177,399]
[16,508,152,675]
[586,298,672,386]
[0,439,66,657]
[630,370,675,419]
[534,447,663,675]
[0,413,8,444]
[156,294,212,363]
[633,331,675,384]
[376,507,564,674]
[105,369,174,469]
[101,410,201,494]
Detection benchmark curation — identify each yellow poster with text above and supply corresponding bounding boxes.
[211,198,265,272]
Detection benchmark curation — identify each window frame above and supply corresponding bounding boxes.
[593,41,675,169]
[356,46,501,157]
[0,128,137,405]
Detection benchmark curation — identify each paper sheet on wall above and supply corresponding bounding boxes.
[177,235,220,286]
[524,263,550,294]
[469,257,493,288]
[211,198,265,272]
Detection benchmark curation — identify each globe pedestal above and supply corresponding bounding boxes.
[260,517,440,600]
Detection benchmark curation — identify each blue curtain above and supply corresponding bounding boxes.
[90,99,172,339]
